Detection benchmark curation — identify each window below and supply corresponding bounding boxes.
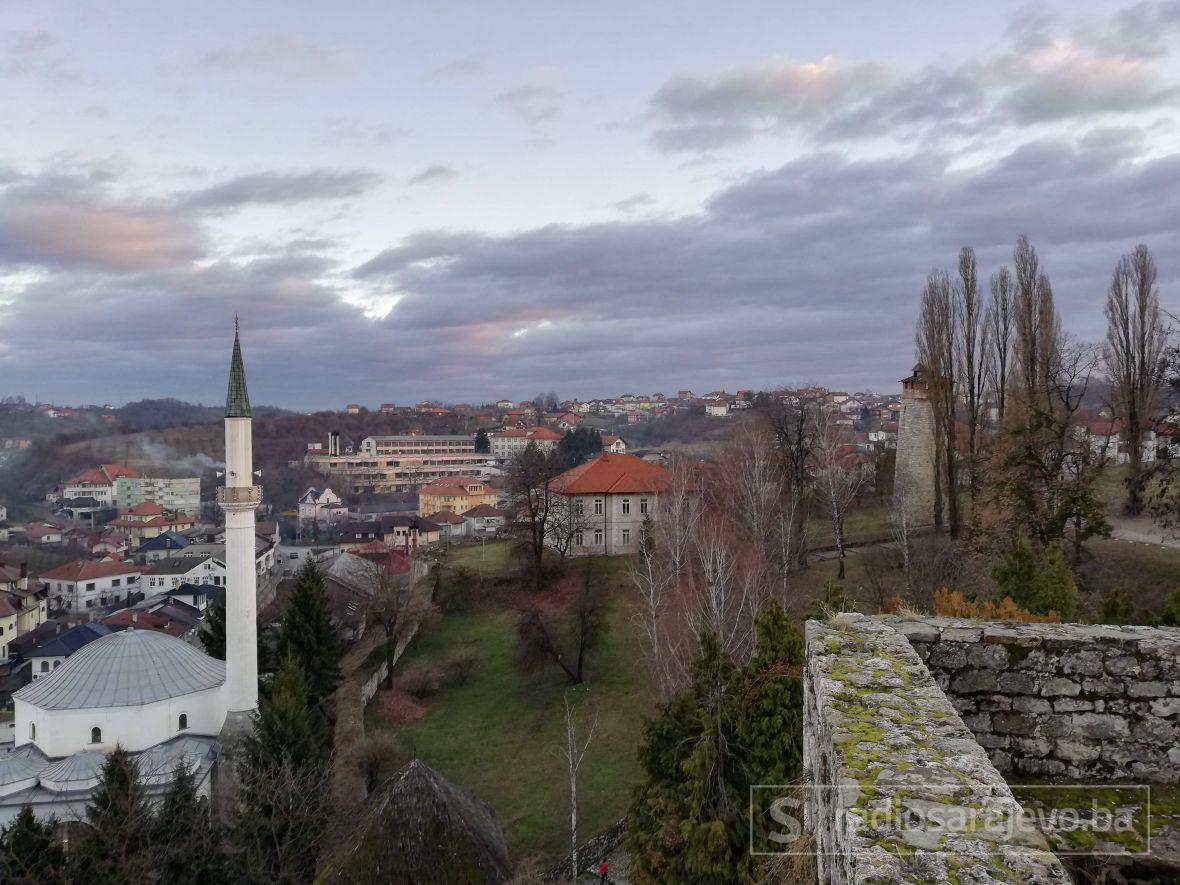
[622,529,631,545]
[29,723,34,740]
[622,499,630,515]
[178,713,188,730]
[639,498,649,515]
[90,727,102,744]
[111,579,120,587]
[575,500,584,516]
[39,661,48,673]
[594,529,603,545]
[594,499,604,515]
[575,531,584,546]
[86,582,95,592]
[85,600,94,609]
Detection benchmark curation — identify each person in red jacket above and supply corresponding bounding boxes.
[597,859,609,883]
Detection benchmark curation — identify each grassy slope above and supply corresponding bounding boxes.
[365,543,651,869]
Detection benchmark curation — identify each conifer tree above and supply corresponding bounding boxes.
[277,559,342,704]
[245,652,328,770]
[736,602,805,784]
[200,598,227,660]
[0,806,66,884]
[473,428,490,453]
[73,746,155,884]
[151,763,224,884]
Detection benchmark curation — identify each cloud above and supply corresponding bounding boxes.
[319,117,412,146]
[175,170,381,211]
[0,30,82,83]
[613,193,656,214]
[495,84,562,123]
[647,4,1180,151]
[407,165,459,186]
[430,58,482,79]
[201,35,348,76]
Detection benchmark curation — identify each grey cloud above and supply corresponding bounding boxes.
[319,117,413,146]
[201,35,348,75]
[407,165,459,186]
[614,193,655,214]
[495,84,562,123]
[431,58,482,78]
[175,170,381,211]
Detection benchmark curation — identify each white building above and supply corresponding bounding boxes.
[549,453,671,556]
[60,464,141,507]
[298,487,346,523]
[490,426,563,459]
[40,560,143,612]
[144,555,226,592]
[114,475,202,516]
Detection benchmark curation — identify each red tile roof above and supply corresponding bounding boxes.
[40,560,142,582]
[126,501,165,516]
[101,610,186,638]
[462,503,507,518]
[551,453,671,495]
[425,510,465,525]
[494,426,563,440]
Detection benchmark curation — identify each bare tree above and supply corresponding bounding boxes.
[545,495,596,561]
[812,408,869,579]
[917,269,958,535]
[1011,236,1060,421]
[955,246,990,513]
[627,515,677,699]
[555,693,598,884]
[505,442,565,591]
[364,557,434,690]
[515,565,608,684]
[1104,244,1167,514]
[986,266,1015,425]
[757,390,817,567]
[687,510,764,663]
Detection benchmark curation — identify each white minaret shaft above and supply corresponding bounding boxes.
[219,323,260,713]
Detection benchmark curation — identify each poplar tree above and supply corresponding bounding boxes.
[277,559,342,705]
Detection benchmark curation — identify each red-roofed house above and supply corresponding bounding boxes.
[62,463,142,506]
[491,426,563,459]
[40,559,143,613]
[106,508,196,545]
[601,434,627,454]
[549,453,673,555]
[22,522,64,545]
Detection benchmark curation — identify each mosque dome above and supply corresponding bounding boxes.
[14,628,225,711]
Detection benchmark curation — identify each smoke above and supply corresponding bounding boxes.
[117,437,226,475]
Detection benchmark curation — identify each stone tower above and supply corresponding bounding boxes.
[220,320,260,719]
[893,364,937,528]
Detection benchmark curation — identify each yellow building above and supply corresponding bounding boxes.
[0,563,49,662]
[418,477,497,517]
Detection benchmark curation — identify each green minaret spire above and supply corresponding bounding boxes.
[225,316,252,418]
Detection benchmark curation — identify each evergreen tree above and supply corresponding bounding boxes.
[277,559,342,705]
[151,763,224,884]
[201,599,227,660]
[736,603,805,784]
[473,428,490,453]
[992,540,1078,619]
[245,652,328,770]
[0,806,66,884]
[73,747,155,884]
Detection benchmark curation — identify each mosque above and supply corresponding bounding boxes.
[0,327,261,824]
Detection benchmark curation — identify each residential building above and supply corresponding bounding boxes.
[60,464,142,507]
[1087,421,1158,465]
[462,504,508,538]
[0,563,49,662]
[418,477,497,515]
[549,453,672,556]
[107,503,196,545]
[145,555,226,592]
[22,523,63,545]
[306,434,489,494]
[41,560,143,612]
[602,435,627,454]
[113,475,201,516]
[298,487,347,523]
[425,510,466,539]
[490,426,563,459]
[338,515,442,548]
[137,530,191,562]
[29,623,118,680]
[0,503,6,522]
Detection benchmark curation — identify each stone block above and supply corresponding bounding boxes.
[988,749,1013,770]
[1150,698,1180,718]
[967,643,1010,670]
[1013,696,1051,714]
[1038,716,1074,738]
[1104,654,1141,677]
[976,733,1009,749]
[962,712,991,733]
[1012,737,1052,757]
[1014,757,1066,776]
[1127,681,1168,698]
[928,644,968,669]
[992,712,1036,735]
[1039,677,1081,697]
[951,670,999,694]
[1136,715,1176,744]
[1060,649,1104,676]
[1053,740,1101,763]
[976,696,1013,712]
[942,627,983,642]
[998,671,1037,694]
[1052,698,1093,713]
[1081,677,1124,696]
[894,621,940,644]
[1072,712,1130,740]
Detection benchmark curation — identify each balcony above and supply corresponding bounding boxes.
[217,486,262,506]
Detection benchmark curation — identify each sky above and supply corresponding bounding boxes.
[1,0,1179,409]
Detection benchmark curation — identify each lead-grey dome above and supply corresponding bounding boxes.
[14,628,225,710]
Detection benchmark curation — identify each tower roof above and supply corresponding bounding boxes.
[225,319,252,418]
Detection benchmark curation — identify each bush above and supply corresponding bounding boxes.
[1098,587,1134,625]
[444,650,478,687]
[1161,588,1180,627]
[932,588,1059,623]
[398,662,442,699]
[991,540,1077,620]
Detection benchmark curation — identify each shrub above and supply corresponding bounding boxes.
[1098,587,1134,625]
[991,540,1077,620]
[932,588,1060,623]
[1162,588,1180,627]
[398,662,442,699]
[444,650,478,687]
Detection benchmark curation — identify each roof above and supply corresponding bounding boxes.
[126,501,165,516]
[425,510,465,525]
[419,478,488,496]
[493,426,563,440]
[462,503,507,518]
[138,531,191,552]
[108,513,195,529]
[14,628,224,710]
[30,622,118,658]
[147,555,218,576]
[551,453,671,495]
[40,559,142,582]
[24,523,63,539]
[225,321,252,418]
[101,609,188,638]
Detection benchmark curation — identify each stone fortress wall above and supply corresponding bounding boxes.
[803,613,1180,884]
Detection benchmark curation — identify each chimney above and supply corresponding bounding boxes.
[131,612,138,624]
[19,563,27,579]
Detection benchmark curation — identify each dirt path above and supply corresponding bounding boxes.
[1107,514,1180,549]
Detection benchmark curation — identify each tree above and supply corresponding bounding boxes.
[504,442,565,592]
[515,565,608,684]
[1104,244,1166,515]
[917,268,959,536]
[986,265,1015,425]
[813,408,869,579]
[364,559,432,690]
[556,693,598,882]
[991,540,1077,620]
[245,653,328,770]
[628,515,677,699]
[735,603,805,785]
[277,559,342,705]
[0,807,66,885]
[72,746,156,884]
[755,391,816,567]
[956,246,990,514]
[151,763,224,884]
[473,427,490,453]
[200,599,226,660]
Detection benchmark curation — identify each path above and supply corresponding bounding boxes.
[1107,514,1180,549]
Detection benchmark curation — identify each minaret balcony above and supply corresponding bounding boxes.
[217,486,262,507]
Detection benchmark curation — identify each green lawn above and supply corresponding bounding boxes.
[1075,536,1180,621]
[365,565,651,869]
[447,538,513,576]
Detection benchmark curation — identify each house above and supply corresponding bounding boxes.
[601,435,627,454]
[495,399,514,410]
[345,404,363,415]
[28,623,119,680]
[144,555,226,593]
[462,504,508,538]
[0,562,49,663]
[425,510,466,539]
[22,523,64,545]
[338,515,442,549]
[555,412,583,431]
[549,453,672,556]
[0,503,7,522]
[100,608,189,639]
[107,503,196,545]
[137,530,192,562]
[704,403,730,418]
[298,487,347,524]
[490,427,563,459]
[40,560,143,613]
[60,464,142,507]
[1087,421,1158,465]
[417,477,497,515]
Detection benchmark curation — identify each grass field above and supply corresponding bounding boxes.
[364,545,651,869]
[1075,536,1180,621]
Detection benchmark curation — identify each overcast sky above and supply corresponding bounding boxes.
[1,0,1179,408]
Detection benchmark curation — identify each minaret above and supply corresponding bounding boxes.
[219,319,260,715]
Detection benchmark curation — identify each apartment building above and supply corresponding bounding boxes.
[549,453,671,556]
[114,475,201,516]
[305,434,489,494]
[490,426,563,459]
